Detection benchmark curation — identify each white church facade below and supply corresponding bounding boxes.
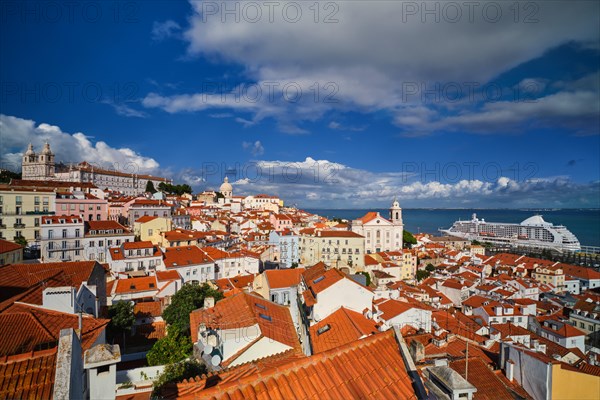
[21,143,171,196]
[351,199,404,254]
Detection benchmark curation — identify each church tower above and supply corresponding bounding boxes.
[21,142,55,180]
[390,198,403,225]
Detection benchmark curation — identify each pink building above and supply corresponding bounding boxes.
[55,192,108,221]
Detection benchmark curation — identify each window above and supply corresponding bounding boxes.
[259,313,272,321]
[317,324,331,335]
[47,230,53,238]
[62,229,67,238]
[75,229,80,238]
[99,241,104,247]
[89,241,95,247]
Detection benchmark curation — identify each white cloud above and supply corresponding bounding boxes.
[152,20,181,41]
[0,114,160,174]
[143,0,600,133]
[221,156,600,208]
[242,140,265,156]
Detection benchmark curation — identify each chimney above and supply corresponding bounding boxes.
[505,360,515,382]
[204,297,215,309]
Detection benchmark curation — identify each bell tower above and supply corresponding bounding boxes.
[390,198,403,225]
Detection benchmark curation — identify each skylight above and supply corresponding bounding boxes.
[259,313,272,322]
[317,324,331,335]
[313,276,325,284]
[255,303,266,310]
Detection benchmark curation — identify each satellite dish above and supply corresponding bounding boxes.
[211,355,221,366]
[203,345,213,355]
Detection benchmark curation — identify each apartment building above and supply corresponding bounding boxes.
[0,186,56,246]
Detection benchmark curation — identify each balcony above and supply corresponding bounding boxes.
[13,223,25,228]
[26,211,55,215]
[47,244,84,251]
[0,224,6,229]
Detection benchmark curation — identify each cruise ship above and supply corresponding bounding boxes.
[441,214,581,252]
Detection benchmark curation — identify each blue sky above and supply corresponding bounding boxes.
[1,0,599,208]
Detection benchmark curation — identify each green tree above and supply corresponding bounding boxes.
[108,301,135,347]
[162,283,223,336]
[415,269,430,282]
[215,191,225,200]
[0,169,21,183]
[145,180,157,194]
[14,237,28,248]
[147,327,193,366]
[425,263,435,272]
[403,230,417,249]
[290,262,299,269]
[153,359,206,396]
[158,182,167,192]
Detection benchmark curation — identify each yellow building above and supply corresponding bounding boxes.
[300,230,365,271]
[133,216,172,244]
[0,185,56,245]
[551,362,600,400]
[532,265,565,290]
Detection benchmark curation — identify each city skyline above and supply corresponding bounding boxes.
[1,1,599,208]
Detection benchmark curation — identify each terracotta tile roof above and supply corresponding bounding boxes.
[310,307,379,353]
[135,215,158,223]
[134,301,162,318]
[41,215,83,224]
[357,211,379,224]
[114,276,159,295]
[136,322,167,340]
[364,255,380,266]
[155,270,182,281]
[376,299,422,321]
[189,292,298,351]
[0,239,23,254]
[214,275,255,291]
[318,230,364,238]
[304,268,346,295]
[0,304,109,356]
[163,246,213,268]
[0,348,57,399]
[265,268,305,289]
[123,241,155,250]
[449,357,529,400]
[175,330,416,400]
[301,262,327,283]
[86,220,130,232]
[0,261,98,303]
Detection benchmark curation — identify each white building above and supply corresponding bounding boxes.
[373,298,432,333]
[40,215,85,262]
[351,199,403,254]
[21,142,171,195]
[84,220,134,263]
[162,246,215,284]
[108,241,163,275]
[269,230,299,269]
[301,265,374,323]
